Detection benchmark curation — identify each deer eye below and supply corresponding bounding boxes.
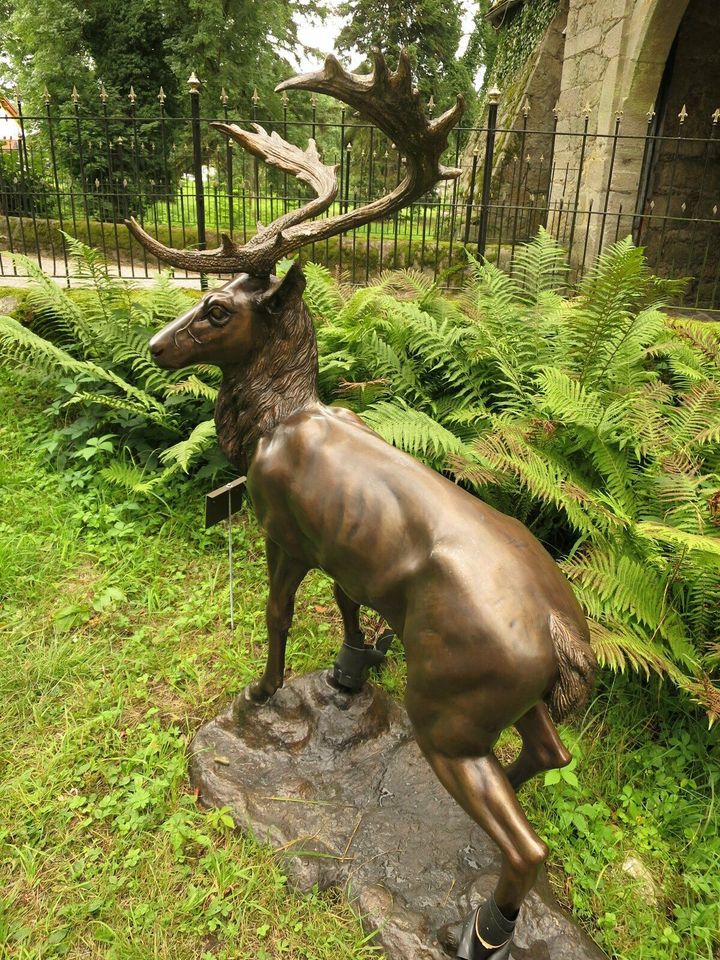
[206,304,230,326]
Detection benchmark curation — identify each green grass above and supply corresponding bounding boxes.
[1,362,718,960]
[0,367,394,960]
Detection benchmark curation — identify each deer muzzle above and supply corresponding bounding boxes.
[149,311,197,370]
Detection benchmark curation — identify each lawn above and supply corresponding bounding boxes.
[1,344,718,959]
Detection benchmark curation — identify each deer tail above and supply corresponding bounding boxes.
[545,610,597,723]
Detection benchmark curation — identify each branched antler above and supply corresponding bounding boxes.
[126,49,464,275]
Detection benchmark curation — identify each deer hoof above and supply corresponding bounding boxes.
[244,679,276,704]
[455,897,516,960]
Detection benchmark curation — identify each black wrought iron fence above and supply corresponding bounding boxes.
[1,78,719,308]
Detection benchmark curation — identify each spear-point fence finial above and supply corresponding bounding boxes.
[427,95,435,116]
[488,85,501,106]
[713,108,720,125]
[678,103,688,123]
[42,85,51,104]
[158,86,166,105]
[220,86,229,106]
[99,82,109,103]
[251,87,260,105]
[71,85,80,104]
[646,103,656,122]
[188,71,201,95]
[128,85,137,104]
[280,90,289,107]
[521,95,531,117]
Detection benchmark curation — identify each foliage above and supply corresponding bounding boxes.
[163,0,326,114]
[336,0,479,111]
[0,235,222,490]
[306,236,720,721]
[484,0,560,93]
[0,0,325,210]
[0,148,55,218]
[524,675,720,960]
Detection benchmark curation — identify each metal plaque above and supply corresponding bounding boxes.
[205,476,247,529]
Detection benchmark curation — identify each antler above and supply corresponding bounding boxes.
[126,126,338,275]
[126,50,464,275]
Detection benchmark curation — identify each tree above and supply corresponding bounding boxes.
[0,0,327,218]
[163,0,326,115]
[335,0,477,111]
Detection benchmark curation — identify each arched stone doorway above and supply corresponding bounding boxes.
[633,0,720,304]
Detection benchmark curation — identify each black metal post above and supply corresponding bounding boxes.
[44,90,70,283]
[463,149,479,245]
[222,88,234,236]
[189,71,208,290]
[477,87,500,260]
[567,106,590,262]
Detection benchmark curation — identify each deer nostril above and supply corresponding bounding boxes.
[149,339,164,358]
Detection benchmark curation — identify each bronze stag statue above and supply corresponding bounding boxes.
[127,51,597,960]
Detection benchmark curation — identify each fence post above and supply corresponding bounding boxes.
[43,87,70,283]
[477,85,500,260]
[188,71,207,290]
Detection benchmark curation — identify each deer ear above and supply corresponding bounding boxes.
[257,260,306,314]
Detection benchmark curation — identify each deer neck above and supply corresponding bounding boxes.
[215,301,319,471]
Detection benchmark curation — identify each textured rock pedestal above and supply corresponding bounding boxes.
[189,671,606,960]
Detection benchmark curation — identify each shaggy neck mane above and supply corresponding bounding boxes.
[215,299,319,471]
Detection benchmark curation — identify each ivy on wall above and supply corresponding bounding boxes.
[487,0,560,93]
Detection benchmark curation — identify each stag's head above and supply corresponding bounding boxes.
[129,49,465,370]
[148,264,305,371]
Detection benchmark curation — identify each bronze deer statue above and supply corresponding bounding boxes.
[127,50,597,960]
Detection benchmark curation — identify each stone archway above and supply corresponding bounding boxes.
[549,0,691,255]
[633,0,720,302]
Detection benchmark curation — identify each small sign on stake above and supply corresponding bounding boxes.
[205,476,247,631]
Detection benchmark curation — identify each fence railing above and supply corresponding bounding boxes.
[1,77,719,308]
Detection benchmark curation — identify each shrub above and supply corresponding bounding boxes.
[0,235,222,492]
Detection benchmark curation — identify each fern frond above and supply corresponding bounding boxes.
[509,227,569,304]
[64,391,176,428]
[303,261,346,324]
[0,316,166,415]
[634,522,720,557]
[588,619,687,681]
[361,400,466,460]
[166,375,219,402]
[158,418,217,472]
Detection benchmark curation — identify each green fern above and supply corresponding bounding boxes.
[159,419,217,473]
[2,239,221,485]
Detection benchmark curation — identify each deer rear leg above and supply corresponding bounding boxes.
[505,702,571,792]
[245,538,308,704]
[426,750,548,958]
[333,582,365,648]
[331,583,388,691]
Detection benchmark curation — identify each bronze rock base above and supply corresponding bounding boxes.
[188,671,607,960]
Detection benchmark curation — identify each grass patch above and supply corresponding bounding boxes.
[1,364,718,960]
